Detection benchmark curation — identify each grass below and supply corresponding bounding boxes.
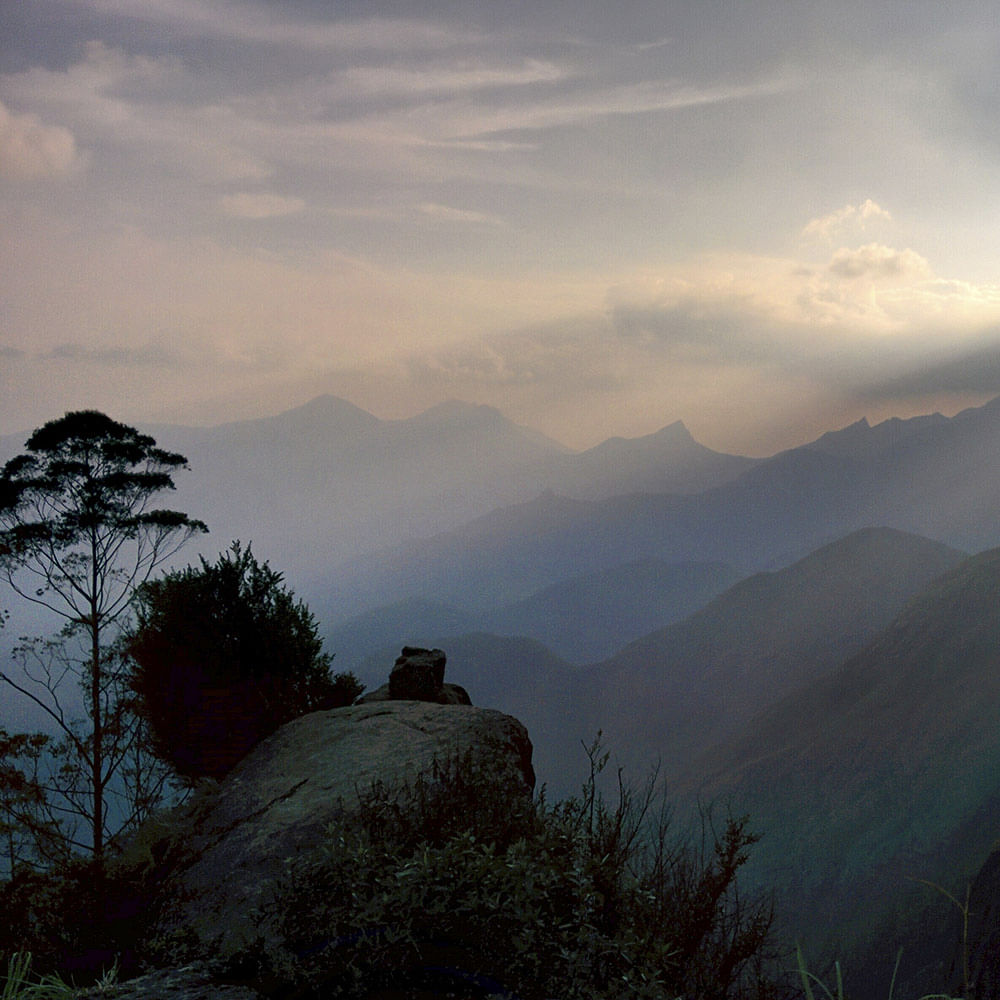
[1,952,118,1000]
[794,945,964,1000]
[1,954,72,1000]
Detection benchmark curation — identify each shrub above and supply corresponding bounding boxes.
[0,860,144,987]
[253,736,780,999]
[127,542,362,781]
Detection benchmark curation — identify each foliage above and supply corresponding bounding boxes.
[255,736,779,999]
[0,731,58,876]
[128,542,362,782]
[0,411,206,863]
[2,635,177,876]
[794,945,964,1000]
[0,857,142,987]
[0,952,76,1000]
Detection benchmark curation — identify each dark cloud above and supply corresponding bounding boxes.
[47,340,187,369]
[856,340,1000,401]
[609,299,794,367]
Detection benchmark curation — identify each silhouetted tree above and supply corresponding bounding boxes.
[0,411,207,863]
[128,542,361,782]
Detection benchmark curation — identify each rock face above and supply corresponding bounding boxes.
[358,645,472,705]
[72,963,263,1000]
[133,701,535,964]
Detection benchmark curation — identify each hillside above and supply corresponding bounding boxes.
[554,527,966,781]
[327,558,739,668]
[483,558,740,662]
[687,545,1000,992]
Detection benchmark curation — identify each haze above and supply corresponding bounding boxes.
[3,0,1000,454]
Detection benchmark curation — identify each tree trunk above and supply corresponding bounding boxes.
[90,545,104,865]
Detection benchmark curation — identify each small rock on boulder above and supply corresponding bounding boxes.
[358,646,472,705]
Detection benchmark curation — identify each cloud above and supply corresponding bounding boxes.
[828,243,931,281]
[81,0,482,52]
[857,341,1000,401]
[802,200,892,240]
[0,99,83,179]
[425,75,797,139]
[332,59,567,98]
[46,340,187,369]
[416,202,505,226]
[220,192,306,219]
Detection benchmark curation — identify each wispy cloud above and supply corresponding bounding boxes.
[0,99,84,178]
[416,202,506,226]
[331,59,567,98]
[418,75,797,139]
[75,0,483,51]
[220,192,306,219]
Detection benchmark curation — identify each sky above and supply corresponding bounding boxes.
[3,0,1000,455]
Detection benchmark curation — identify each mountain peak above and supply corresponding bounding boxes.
[650,419,696,444]
[411,399,504,424]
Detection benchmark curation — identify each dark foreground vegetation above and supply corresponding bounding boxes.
[0,737,783,999]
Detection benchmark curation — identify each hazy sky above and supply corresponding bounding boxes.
[3,0,1000,454]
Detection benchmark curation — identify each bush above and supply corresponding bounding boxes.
[127,542,362,781]
[253,736,780,999]
[0,860,147,987]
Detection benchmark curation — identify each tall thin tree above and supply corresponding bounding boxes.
[0,411,207,863]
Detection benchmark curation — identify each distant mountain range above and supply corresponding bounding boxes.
[331,558,740,667]
[380,527,964,792]
[141,395,755,583]
[313,395,1000,627]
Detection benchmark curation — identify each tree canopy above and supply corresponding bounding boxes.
[0,410,207,862]
[128,542,361,781]
[0,410,207,628]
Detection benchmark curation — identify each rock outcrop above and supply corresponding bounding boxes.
[128,700,535,966]
[72,963,263,1000]
[357,645,472,705]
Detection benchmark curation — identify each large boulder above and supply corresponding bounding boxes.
[129,701,535,965]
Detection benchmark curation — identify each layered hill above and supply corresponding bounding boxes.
[324,396,1000,621]
[359,528,966,802]
[685,545,1000,991]
[115,395,751,586]
[328,558,739,668]
[556,527,966,782]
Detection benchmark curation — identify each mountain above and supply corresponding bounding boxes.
[148,396,568,580]
[683,545,1000,993]
[326,396,1000,621]
[554,528,966,784]
[482,558,741,662]
[549,420,757,499]
[0,394,755,589]
[327,558,740,669]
